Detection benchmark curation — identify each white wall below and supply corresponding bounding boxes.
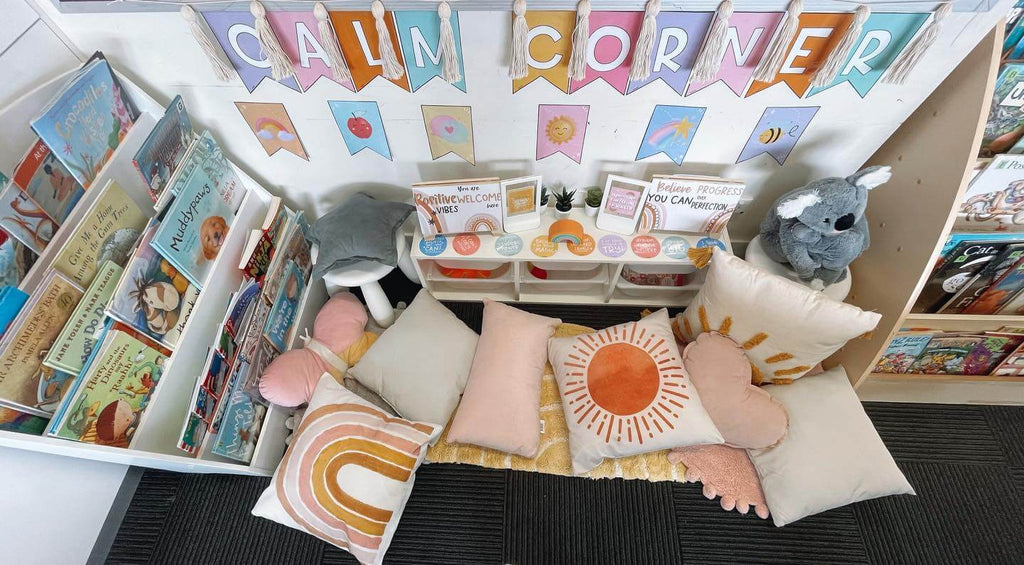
[0,3,126,565]
[32,1,1011,240]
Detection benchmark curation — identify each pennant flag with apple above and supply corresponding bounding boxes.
[636,105,706,165]
[328,100,392,160]
[421,105,475,165]
[235,102,309,160]
[203,11,301,92]
[537,104,590,163]
[685,12,783,96]
[737,106,818,165]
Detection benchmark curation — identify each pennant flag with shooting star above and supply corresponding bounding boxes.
[636,105,706,165]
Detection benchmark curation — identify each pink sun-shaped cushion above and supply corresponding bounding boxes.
[668,444,770,519]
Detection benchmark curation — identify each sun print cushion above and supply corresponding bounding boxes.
[548,309,723,474]
[448,299,560,457]
[252,374,441,565]
[678,248,881,384]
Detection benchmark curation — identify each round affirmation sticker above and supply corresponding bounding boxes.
[631,235,661,259]
[598,235,627,258]
[452,233,481,256]
[494,233,524,256]
[567,234,595,256]
[697,237,727,251]
[531,236,557,257]
[662,236,691,260]
[418,235,447,256]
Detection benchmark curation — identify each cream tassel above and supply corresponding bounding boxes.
[250,1,294,81]
[567,0,591,81]
[181,5,234,82]
[509,0,529,79]
[314,2,352,83]
[752,0,802,83]
[690,0,733,83]
[882,1,952,85]
[810,5,870,87]
[371,0,405,79]
[628,0,661,81]
[438,2,462,83]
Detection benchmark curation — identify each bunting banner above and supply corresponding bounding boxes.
[628,12,713,95]
[807,13,929,98]
[394,11,467,92]
[569,11,643,94]
[204,11,302,92]
[686,12,783,96]
[235,102,309,160]
[513,11,575,93]
[266,11,355,91]
[422,105,475,164]
[328,100,392,160]
[328,10,411,91]
[537,104,590,163]
[737,106,818,165]
[636,105,706,165]
[746,13,854,98]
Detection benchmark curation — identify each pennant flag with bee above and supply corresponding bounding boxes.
[513,11,576,93]
[737,106,818,165]
[636,105,706,165]
[328,100,392,160]
[203,11,302,92]
[745,13,854,98]
[537,104,590,163]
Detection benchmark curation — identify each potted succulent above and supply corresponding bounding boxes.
[540,185,550,214]
[584,186,602,217]
[553,187,576,219]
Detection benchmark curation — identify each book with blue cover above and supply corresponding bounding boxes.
[133,95,193,203]
[873,334,933,374]
[211,380,267,463]
[0,285,29,339]
[263,260,303,352]
[162,130,243,210]
[12,138,85,223]
[981,64,1024,157]
[30,57,138,190]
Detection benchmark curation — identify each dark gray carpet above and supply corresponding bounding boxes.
[104,274,1024,564]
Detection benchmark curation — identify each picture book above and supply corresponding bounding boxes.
[12,139,85,223]
[0,403,49,435]
[981,64,1024,157]
[964,259,1024,314]
[0,174,57,254]
[209,359,250,435]
[44,261,123,375]
[907,336,985,375]
[239,198,290,281]
[0,233,36,290]
[991,339,1024,376]
[0,271,83,414]
[211,385,267,463]
[36,366,76,414]
[914,241,1007,313]
[50,329,166,447]
[963,336,1016,375]
[52,180,148,287]
[0,285,29,338]
[133,95,193,203]
[957,154,1024,230]
[262,212,310,304]
[873,334,933,374]
[30,57,138,190]
[642,175,745,234]
[178,412,207,454]
[164,130,244,210]
[106,223,198,348]
[225,278,260,338]
[939,232,1024,258]
[263,260,304,352]
[939,244,1024,313]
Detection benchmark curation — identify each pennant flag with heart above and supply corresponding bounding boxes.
[394,10,467,92]
[636,105,707,165]
[235,102,309,160]
[537,104,590,163]
[513,11,575,93]
[736,106,818,165]
[686,12,783,96]
[328,100,392,160]
[745,13,854,98]
[421,105,475,164]
[203,11,302,92]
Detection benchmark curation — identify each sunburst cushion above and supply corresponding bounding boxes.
[548,309,723,474]
[253,374,441,565]
[678,248,881,384]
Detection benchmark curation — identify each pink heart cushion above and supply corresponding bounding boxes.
[682,331,788,449]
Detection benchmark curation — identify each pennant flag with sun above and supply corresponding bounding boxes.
[235,102,308,160]
[537,104,590,163]
[636,105,706,165]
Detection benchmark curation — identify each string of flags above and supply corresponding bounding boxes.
[186,1,951,99]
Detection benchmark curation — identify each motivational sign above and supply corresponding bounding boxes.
[641,176,746,234]
[411,178,502,238]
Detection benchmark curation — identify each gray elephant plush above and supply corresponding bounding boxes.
[759,166,892,287]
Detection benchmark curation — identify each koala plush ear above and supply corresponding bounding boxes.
[776,190,821,219]
[847,165,892,191]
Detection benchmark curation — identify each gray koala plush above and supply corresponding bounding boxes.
[759,166,892,287]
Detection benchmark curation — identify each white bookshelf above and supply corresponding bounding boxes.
[0,70,325,475]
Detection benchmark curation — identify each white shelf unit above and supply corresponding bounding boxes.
[0,70,327,475]
[411,208,731,306]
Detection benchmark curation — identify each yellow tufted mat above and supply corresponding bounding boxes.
[426,323,689,481]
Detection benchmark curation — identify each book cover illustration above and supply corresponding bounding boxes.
[915,241,1006,313]
[0,175,58,254]
[12,139,85,223]
[411,179,501,237]
[133,95,193,202]
[262,212,310,304]
[52,180,148,287]
[0,404,49,435]
[36,366,76,414]
[991,339,1024,376]
[0,271,83,413]
[0,285,30,338]
[981,63,1024,157]
[959,155,1024,229]
[640,176,745,234]
[964,259,1024,314]
[908,336,985,375]
[962,336,1015,375]
[51,329,166,447]
[30,58,138,190]
[107,224,198,348]
[210,359,250,434]
[225,278,260,338]
[0,226,38,288]
[940,244,1024,313]
[873,334,933,374]
[165,130,243,210]
[211,384,267,463]
[44,260,124,374]
[263,260,303,352]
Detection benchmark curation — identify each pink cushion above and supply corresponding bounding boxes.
[667,444,770,519]
[682,331,788,449]
[448,299,560,457]
[313,292,368,352]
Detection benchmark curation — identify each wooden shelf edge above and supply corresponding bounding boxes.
[869,372,1024,384]
[903,313,1024,323]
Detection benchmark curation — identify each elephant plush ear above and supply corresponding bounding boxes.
[776,190,821,219]
[847,165,892,190]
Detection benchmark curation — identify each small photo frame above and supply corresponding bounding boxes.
[500,175,542,233]
[596,174,651,235]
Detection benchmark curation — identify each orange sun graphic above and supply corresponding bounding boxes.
[561,322,689,446]
[545,116,576,145]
